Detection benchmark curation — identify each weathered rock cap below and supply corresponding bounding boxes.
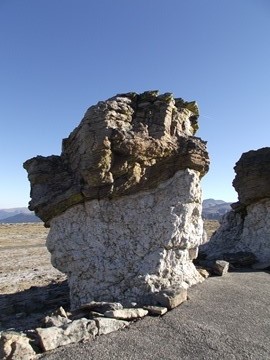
[24,91,209,225]
[232,147,270,208]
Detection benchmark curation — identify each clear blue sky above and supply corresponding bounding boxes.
[1,0,270,208]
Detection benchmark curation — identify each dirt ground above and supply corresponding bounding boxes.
[0,220,220,331]
[0,223,66,295]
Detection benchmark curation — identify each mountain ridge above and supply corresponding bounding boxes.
[0,207,41,223]
[202,199,232,220]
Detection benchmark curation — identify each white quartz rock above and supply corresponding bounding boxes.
[47,169,205,309]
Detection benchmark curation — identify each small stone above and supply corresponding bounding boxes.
[213,260,229,276]
[104,308,148,320]
[152,288,188,309]
[94,317,129,335]
[0,331,37,360]
[197,268,210,279]
[53,306,68,318]
[143,306,168,316]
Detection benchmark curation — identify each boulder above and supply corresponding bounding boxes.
[24,91,209,309]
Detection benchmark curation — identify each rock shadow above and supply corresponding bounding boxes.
[0,280,70,332]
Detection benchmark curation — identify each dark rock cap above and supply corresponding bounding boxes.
[233,147,270,207]
[24,91,209,225]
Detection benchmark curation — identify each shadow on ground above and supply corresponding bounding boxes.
[0,280,70,331]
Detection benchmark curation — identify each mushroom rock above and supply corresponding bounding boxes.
[24,91,209,309]
[201,147,270,266]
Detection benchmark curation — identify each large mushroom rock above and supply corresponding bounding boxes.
[24,91,209,225]
[24,91,209,309]
[201,147,270,266]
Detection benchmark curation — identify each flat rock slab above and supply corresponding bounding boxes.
[143,306,168,316]
[104,308,148,320]
[95,317,129,335]
[36,318,97,352]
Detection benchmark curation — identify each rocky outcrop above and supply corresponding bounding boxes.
[24,91,209,310]
[233,147,270,206]
[201,148,270,266]
[24,91,209,225]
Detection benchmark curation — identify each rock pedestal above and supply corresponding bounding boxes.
[24,91,209,309]
[201,147,270,266]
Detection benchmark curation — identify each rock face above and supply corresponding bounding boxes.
[201,148,270,265]
[24,91,209,309]
[24,91,209,225]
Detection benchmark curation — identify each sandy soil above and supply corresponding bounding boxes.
[0,223,66,295]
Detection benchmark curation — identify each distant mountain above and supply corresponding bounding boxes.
[0,207,41,223]
[202,199,232,220]
[0,207,31,220]
[0,213,41,223]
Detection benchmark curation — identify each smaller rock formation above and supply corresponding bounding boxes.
[201,147,270,266]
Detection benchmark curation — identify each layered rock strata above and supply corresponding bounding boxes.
[24,91,208,225]
[201,147,270,265]
[24,91,209,309]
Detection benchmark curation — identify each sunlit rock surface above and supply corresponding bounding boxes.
[24,91,209,308]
